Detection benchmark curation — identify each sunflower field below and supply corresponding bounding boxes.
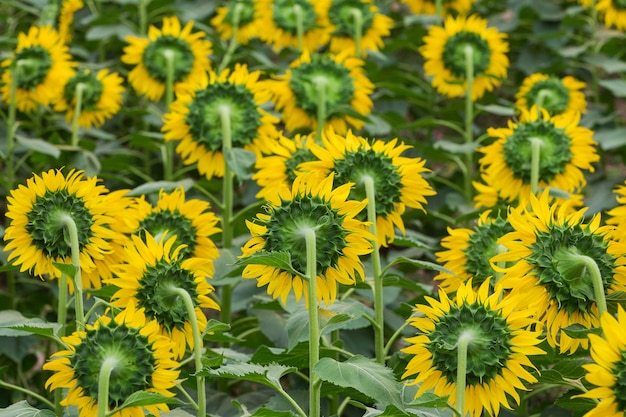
[2,0,626,416]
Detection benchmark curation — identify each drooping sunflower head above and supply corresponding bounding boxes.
[121,16,212,102]
[211,0,260,44]
[420,14,509,101]
[162,63,279,180]
[595,0,626,31]
[241,173,373,306]
[267,51,374,134]
[327,0,393,56]
[493,189,626,354]
[43,301,180,417]
[1,25,76,113]
[477,107,599,206]
[58,0,84,43]
[109,233,220,358]
[54,68,125,128]
[4,169,128,290]
[400,0,476,16]
[301,128,435,247]
[515,73,587,118]
[255,0,332,52]
[435,210,513,293]
[402,279,545,417]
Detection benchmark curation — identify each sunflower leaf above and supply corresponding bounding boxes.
[0,401,56,417]
[52,262,78,280]
[235,251,305,279]
[115,391,183,411]
[382,257,452,277]
[0,310,61,339]
[198,362,297,391]
[250,408,299,417]
[126,179,195,196]
[224,148,256,181]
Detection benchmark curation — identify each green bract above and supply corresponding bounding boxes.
[14,46,52,89]
[442,32,491,78]
[272,0,317,35]
[142,36,194,83]
[464,218,513,287]
[329,0,375,36]
[139,211,197,257]
[524,77,570,115]
[63,71,104,109]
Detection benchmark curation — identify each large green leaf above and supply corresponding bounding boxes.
[198,362,296,391]
[235,252,305,279]
[0,401,56,417]
[0,310,61,339]
[127,179,195,196]
[250,408,299,417]
[116,391,182,412]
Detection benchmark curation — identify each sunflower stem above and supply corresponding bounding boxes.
[294,3,304,52]
[138,0,151,35]
[530,137,543,195]
[463,45,475,204]
[304,227,321,417]
[162,48,176,181]
[456,330,475,417]
[70,82,85,147]
[569,253,607,317]
[534,90,549,117]
[362,175,385,364]
[493,243,508,288]
[0,379,56,412]
[169,287,206,417]
[218,2,243,73]
[314,75,328,143]
[350,7,363,58]
[97,356,119,417]
[58,214,85,332]
[435,0,443,23]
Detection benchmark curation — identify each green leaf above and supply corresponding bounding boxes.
[561,323,602,339]
[406,393,451,409]
[382,257,451,277]
[0,401,56,417]
[159,410,197,417]
[0,310,61,339]
[552,358,591,379]
[475,104,515,116]
[198,362,297,391]
[235,252,305,279]
[593,128,626,151]
[250,408,299,417]
[205,319,231,333]
[433,140,477,155]
[584,54,626,73]
[536,369,567,385]
[363,405,419,417]
[286,309,309,350]
[390,235,435,250]
[52,262,78,279]
[555,389,596,414]
[314,355,404,409]
[15,136,60,158]
[599,79,626,97]
[116,391,182,411]
[224,148,256,180]
[127,179,195,196]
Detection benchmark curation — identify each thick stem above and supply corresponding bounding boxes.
[529,137,543,195]
[575,255,607,317]
[456,330,474,417]
[362,176,384,363]
[314,75,328,143]
[463,45,475,204]
[294,4,304,52]
[6,63,20,310]
[138,0,150,35]
[350,7,363,58]
[97,356,119,417]
[304,228,320,417]
[162,49,176,181]
[58,214,85,332]
[218,2,243,73]
[70,82,85,147]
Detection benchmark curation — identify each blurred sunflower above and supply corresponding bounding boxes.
[253,132,318,200]
[43,301,179,417]
[240,173,373,305]
[54,68,125,128]
[126,187,221,261]
[420,14,508,101]
[595,0,626,31]
[4,169,129,291]
[211,0,259,44]
[477,107,598,206]
[58,0,84,43]
[402,279,544,417]
[435,211,513,293]
[400,0,476,16]
[301,128,435,247]
[515,73,587,117]
[493,190,626,354]
[255,0,332,52]
[606,181,626,242]
[162,63,278,180]
[576,305,626,417]
[122,16,212,102]
[327,0,393,56]
[1,25,75,113]
[266,51,373,134]
[109,233,220,358]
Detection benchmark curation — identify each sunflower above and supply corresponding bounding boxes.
[253,132,318,200]
[54,68,125,128]
[109,233,220,358]
[58,0,84,43]
[576,305,626,417]
[240,173,373,305]
[477,107,598,206]
[493,190,626,354]
[255,0,332,52]
[515,73,587,118]
[210,0,260,45]
[435,210,513,293]
[0,25,75,113]
[606,181,626,242]
[420,14,509,101]
[301,128,435,247]
[4,169,129,291]
[402,279,545,417]
[595,0,626,31]
[327,0,393,56]
[126,187,221,261]
[266,51,373,134]
[43,301,179,417]
[400,0,476,16]
[121,16,212,102]
[162,63,279,180]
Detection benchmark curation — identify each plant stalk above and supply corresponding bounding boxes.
[305,228,321,417]
[70,82,85,147]
[463,45,475,204]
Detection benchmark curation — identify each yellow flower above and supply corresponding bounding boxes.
[58,0,84,43]
[121,16,212,102]
[606,181,626,242]
[211,0,260,44]
[595,0,626,31]
[240,173,373,305]
[402,279,545,417]
[43,301,180,417]
[1,25,75,113]
[401,0,476,16]
[515,73,587,117]
[162,63,279,180]
[420,14,509,101]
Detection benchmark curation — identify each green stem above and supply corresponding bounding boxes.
[218,2,243,73]
[435,0,443,22]
[350,7,363,58]
[383,320,410,358]
[456,330,474,417]
[70,82,85,147]
[362,176,384,364]
[0,379,56,411]
[57,273,68,337]
[294,4,304,52]
[277,385,308,417]
[534,90,549,117]
[530,137,543,195]
[314,75,328,143]
[567,254,607,317]
[493,243,508,285]
[138,0,151,35]
[169,287,206,417]
[304,228,321,417]
[97,356,119,417]
[161,49,175,181]
[59,214,85,332]
[463,45,475,204]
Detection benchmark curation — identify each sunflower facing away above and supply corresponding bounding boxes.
[162,63,279,180]
[400,0,476,16]
[420,14,509,101]
[302,128,435,247]
[1,25,75,113]
[54,68,125,128]
[493,190,626,354]
[211,0,260,45]
[515,73,587,118]
[109,233,220,358]
[4,169,129,290]
[240,173,373,305]
[477,107,599,206]
[58,0,84,43]
[595,0,626,31]
[435,210,513,293]
[255,0,332,52]
[43,301,180,417]
[122,16,212,102]
[266,51,374,134]
[402,279,545,417]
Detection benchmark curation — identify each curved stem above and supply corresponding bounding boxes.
[383,320,410,358]
[350,7,363,58]
[304,228,320,417]
[218,2,243,73]
[97,356,119,417]
[277,385,308,417]
[575,255,607,317]
[314,76,328,143]
[456,330,474,417]
[0,379,56,411]
[59,214,85,332]
[534,90,550,117]
[463,45,475,204]
[70,82,85,147]
[530,137,543,195]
